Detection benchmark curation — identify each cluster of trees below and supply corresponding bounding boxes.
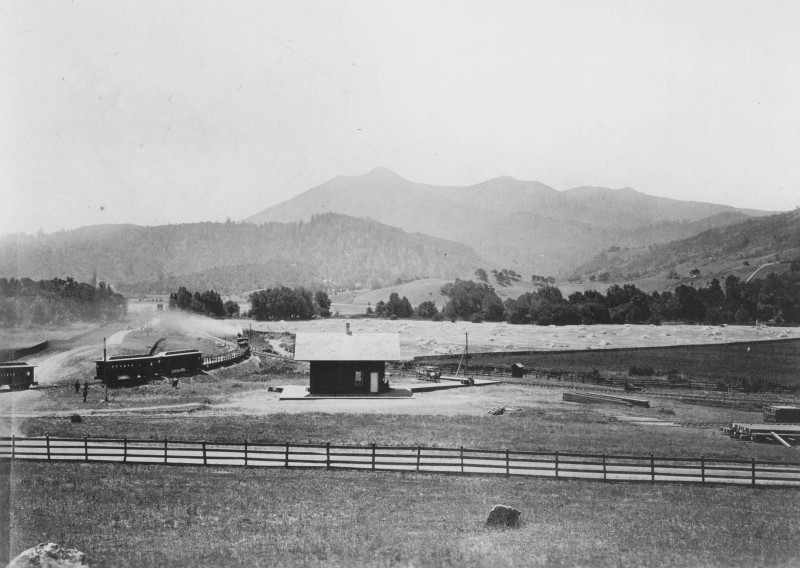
[0,276,127,327]
[248,287,331,321]
[370,293,414,318]
[531,274,557,285]
[169,287,240,317]
[440,279,505,322]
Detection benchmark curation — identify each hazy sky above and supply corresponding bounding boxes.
[2,1,799,235]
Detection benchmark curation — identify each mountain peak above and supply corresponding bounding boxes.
[364,167,405,180]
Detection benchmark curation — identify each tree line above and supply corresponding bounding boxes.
[364,272,800,325]
[0,276,127,327]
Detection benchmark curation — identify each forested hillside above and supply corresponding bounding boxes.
[0,214,483,293]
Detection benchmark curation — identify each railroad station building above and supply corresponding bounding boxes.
[294,324,402,395]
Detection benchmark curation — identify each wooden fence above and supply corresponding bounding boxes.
[0,341,49,363]
[2,436,799,487]
[202,347,250,370]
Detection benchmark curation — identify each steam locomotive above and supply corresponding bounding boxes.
[95,349,203,383]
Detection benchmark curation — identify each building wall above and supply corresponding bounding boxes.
[309,360,387,394]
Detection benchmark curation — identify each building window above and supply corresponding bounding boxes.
[355,371,363,386]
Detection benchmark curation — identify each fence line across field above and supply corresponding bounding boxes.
[2,436,799,487]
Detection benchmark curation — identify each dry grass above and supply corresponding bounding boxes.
[4,461,800,568]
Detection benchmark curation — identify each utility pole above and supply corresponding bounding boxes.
[103,337,108,402]
[465,332,469,378]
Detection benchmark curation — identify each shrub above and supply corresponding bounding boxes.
[69,414,82,424]
[628,365,655,376]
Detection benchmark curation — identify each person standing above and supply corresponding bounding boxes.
[74,379,80,394]
[82,381,89,403]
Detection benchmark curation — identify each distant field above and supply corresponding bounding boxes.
[425,338,800,387]
[5,461,800,568]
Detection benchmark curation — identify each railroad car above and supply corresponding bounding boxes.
[237,336,250,348]
[0,361,36,390]
[95,349,203,383]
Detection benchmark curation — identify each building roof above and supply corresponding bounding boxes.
[294,332,402,362]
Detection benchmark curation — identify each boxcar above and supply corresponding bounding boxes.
[0,361,36,390]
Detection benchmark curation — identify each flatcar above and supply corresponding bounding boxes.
[95,349,203,383]
[0,361,37,390]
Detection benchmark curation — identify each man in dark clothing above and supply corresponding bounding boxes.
[82,381,89,403]
[74,380,80,394]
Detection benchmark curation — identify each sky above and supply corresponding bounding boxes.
[2,1,800,235]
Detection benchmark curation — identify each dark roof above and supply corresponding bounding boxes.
[294,332,402,362]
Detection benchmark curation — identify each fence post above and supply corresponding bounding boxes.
[285,442,289,468]
[602,453,606,481]
[555,451,559,478]
[752,458,756,487]
[372,443,376,471]
[460,446,464,474]
[505,449,510,477]
[244,439,248,468]
[84,436,88,462]
[701,455,705,483]
[11,435,15,459]
[326,442,330,470]
[164,438,168,464]
[651,454,655,482]
[202,441,207,466]
[416,446,421,471]
[46,434,51,461]
[123,437,127,463]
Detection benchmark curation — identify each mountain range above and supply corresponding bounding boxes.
[0,168,793,294]
[246,168,772,275]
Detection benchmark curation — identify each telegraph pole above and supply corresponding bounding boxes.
[103,337,108,402]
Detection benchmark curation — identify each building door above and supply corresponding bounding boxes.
[370,372,379,393]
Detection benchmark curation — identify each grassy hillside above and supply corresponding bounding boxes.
[575,210,800,281]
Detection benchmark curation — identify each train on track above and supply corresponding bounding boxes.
[0,361,37,390]
[95,349,203,383]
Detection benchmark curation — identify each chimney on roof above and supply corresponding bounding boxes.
[346,323,352,335]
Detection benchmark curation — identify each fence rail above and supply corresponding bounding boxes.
[202,347,250,370]
[2,436,799,487]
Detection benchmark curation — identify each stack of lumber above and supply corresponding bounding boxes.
[563,392,650,408]
[724,422,800,446]
[763,406,800,424]
[488,406,505,415]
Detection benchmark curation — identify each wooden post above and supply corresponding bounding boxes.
[84,436,88,462]
[650,454,655,482]
[752,458,756,486]
[371,443,376,471]
[11,435,15,459]
[505,449,510,477]
[326,442,330,470]
[164,438,168,464]
[701,455,705,483]
[285,442,289,468]
[46,434,51,461]
[555,451,559,478]
[202,441,207,466]
[123,438,127,463]
[460,446,464,474]
[602,453,606,481]
[416,446,421,471]
[244,440,248,468]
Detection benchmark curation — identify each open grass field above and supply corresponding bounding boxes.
[4,461,800,568]
[427,338,800,388]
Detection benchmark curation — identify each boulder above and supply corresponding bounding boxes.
[486,504,521,527]
[7,543,88,568]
